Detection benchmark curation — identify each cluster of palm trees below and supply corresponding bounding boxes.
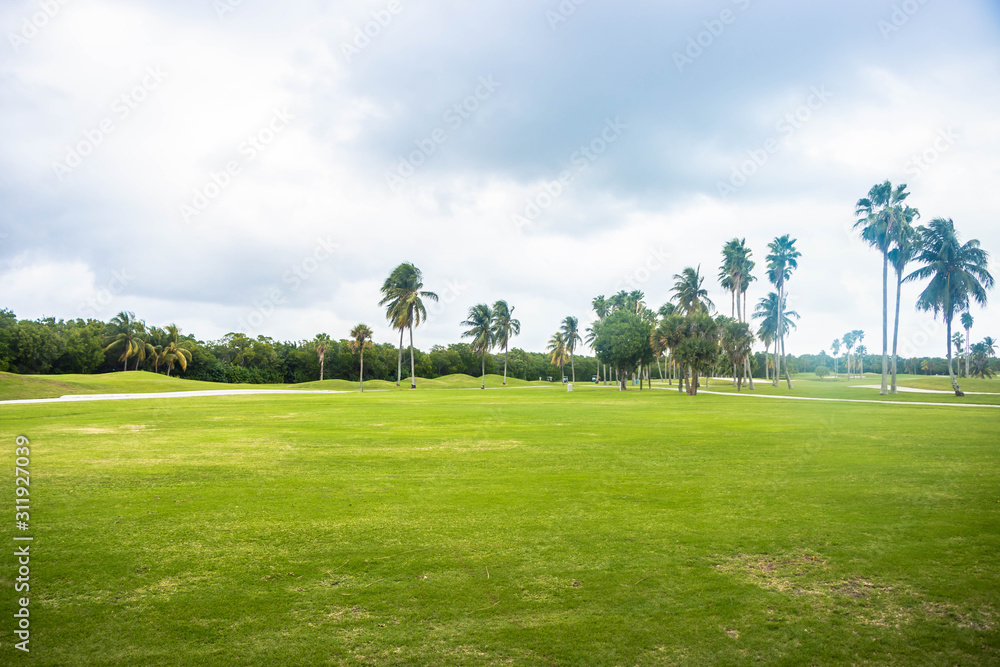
[854,180,994,396]
[951,316,996,379]
[830,330,865,379]
[377,262,439,389]
[460,300,521,388]
[546,317,582,383]
[354,208,991,395]
[968,336,998,378]
[105,311,192,375]
[577,235,802,394]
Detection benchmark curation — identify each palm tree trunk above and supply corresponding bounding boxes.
[396,328,403,386]
[503,343,508,385]
[880,252,889,395]
[947,315,963,396]
[782,333,793,389]
[965,326,971,379]
[320,352,325,382]
[481,352,486,389]
[890,270,902,394]
[360,350,364,393]
[945,276,963,396]
[570,351,575,383]
[409,325,416,389]
[773,286,781,387]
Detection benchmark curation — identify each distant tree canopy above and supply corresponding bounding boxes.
[0,309,602,384]
[593,310,654,390]
[0,308,989,384]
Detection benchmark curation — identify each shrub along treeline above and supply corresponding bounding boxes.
[0,309,983,384]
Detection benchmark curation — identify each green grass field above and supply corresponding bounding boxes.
[1,373,998,664]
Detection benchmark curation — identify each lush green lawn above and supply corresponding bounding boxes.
[1,377,998,664]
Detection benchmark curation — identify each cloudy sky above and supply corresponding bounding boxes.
[1,0,998,358]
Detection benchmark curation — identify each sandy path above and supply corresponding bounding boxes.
[854,384,1000,395]
[679,388,1000,408]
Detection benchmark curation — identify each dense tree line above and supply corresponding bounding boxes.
[0,308,991,383]
[0,308,605,383]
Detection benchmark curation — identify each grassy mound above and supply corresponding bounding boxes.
[0,371,544,401]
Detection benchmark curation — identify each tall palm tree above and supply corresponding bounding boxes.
[491,300,520,385]
[461,303,494,389]
[672,266,714,315]
[855,180,913,395]
[104,311,141,371]
[348,324,374,392]
[887,208,919,392]
[560,316,582,383]
[841,331,856,378]
[719,238,756,322]
[852,329,866,378]
[960,311,974,379]
[983,336,997,359]
[905,217,994,396]
[585,319,601,380]
[378,262,439,389]
[753,292,799,382]
[952,332,965,365]
[314,333,330,381]
[831,338,841,379]
[766,235,801,388]
[592,295,612,383]
[547,331,568,382]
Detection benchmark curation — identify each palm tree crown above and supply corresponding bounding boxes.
[462,303,494,389]
[671,266,714,315]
